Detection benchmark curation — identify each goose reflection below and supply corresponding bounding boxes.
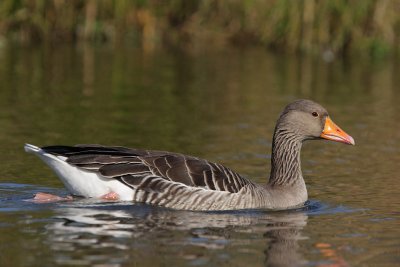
[46,201,308,266]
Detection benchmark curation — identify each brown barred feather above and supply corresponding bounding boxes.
[99,163,151,177]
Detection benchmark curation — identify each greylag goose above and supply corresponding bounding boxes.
[25,99,354,210]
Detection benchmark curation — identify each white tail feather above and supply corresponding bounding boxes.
[24,143,41,153]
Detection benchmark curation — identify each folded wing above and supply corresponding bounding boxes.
[42,145,254,194]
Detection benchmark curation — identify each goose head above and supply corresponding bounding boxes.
[275,99,355,145]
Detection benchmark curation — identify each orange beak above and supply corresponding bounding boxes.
[320,117,355,145]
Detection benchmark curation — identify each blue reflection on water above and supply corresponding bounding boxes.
[0,182,363,217]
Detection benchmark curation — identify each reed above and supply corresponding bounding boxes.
[0,0,399,57]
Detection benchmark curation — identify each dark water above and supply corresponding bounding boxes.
[0,44,399,266]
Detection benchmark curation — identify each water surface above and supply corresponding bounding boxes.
[0,44,399,266]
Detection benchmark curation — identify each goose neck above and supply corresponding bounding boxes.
[268,129,304,187]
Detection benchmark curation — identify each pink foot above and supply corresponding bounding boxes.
[100,191,120,201]
[27,192,73,203]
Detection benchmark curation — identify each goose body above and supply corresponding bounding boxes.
[25,100,354,210]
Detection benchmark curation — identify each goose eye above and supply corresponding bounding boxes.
[312,112,319,117]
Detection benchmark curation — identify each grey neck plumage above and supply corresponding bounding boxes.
[268,127,304,187]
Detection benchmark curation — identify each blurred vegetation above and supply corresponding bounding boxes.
[0,0,399,57]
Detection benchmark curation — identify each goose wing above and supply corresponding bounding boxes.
[42,145,255,194]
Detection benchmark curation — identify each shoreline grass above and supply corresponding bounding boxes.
[0,0,399,58]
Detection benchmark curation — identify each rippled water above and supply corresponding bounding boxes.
[0,44,399,266]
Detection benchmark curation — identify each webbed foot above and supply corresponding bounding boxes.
[27,192,73,203]
[100,191,120,201]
